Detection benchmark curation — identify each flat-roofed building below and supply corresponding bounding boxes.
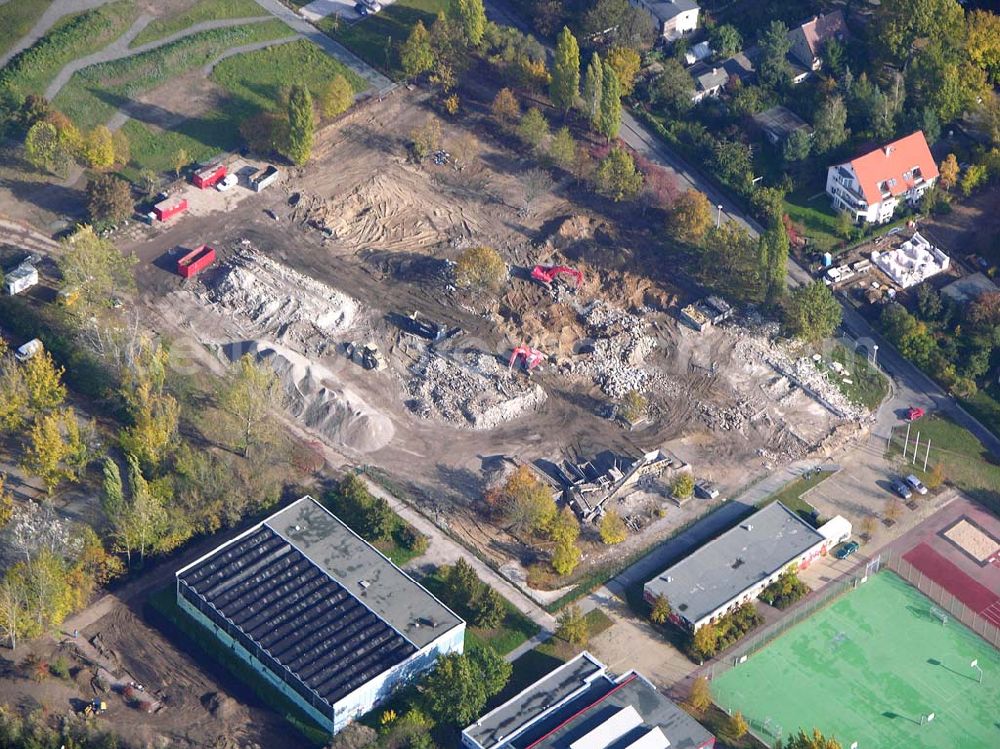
[176,496,464,735]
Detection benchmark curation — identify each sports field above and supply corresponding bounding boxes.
[712,572,1000,748]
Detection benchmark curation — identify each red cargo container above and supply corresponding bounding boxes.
[153,197,188,222]
[176,245,216,278]
[193,164,226,189]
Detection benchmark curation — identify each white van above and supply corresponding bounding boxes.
[216,173,239,192]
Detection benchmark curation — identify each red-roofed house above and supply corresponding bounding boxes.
[825,131,939,224]
[788,11,847,71]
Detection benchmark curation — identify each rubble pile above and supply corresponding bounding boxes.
[406,352,546,429]
[204,245,358,349]
[698,398,760,431]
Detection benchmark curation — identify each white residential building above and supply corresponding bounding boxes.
[631,0,699,41]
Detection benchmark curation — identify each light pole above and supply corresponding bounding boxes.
[717,204,723,228]
[971,659,983,684]
[872,344,878,367]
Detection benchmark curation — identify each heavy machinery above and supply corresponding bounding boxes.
[346,342,386,371]
[82,699,107,716]
[530,265,583,290]
[509,344,545,372]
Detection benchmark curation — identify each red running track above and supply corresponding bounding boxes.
[903,543,1000,627]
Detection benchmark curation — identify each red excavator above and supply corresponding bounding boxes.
[531,265,583,290]
[509,344,546,372]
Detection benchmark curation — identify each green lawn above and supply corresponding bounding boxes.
[713,572,1000,749]
[0,0,53,60]
[54,20,296,130]
[322,0,454,77]
[783,184,842,254]
[818,343,890,411]
[887,414,1000,517]
[757,470,832,524]
[961,384,1000,445]
[130,0,267,47]
[0,1,139,96]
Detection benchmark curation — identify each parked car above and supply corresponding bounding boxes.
[906,406,925,421]
[890,478,912,500]
[905,474,928,495]
[834,541,860,560]
[355,2,370,14]
[216,173,238,192]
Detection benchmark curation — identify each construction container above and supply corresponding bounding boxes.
[176,245,216,278]
[4,264,38,295]
[14,338,42,362]
[193,164,226,189]
[153,197,188,222]
[252,165,279,192]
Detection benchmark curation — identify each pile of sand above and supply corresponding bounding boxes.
[247,341,394,454]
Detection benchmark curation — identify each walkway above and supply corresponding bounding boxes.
[0,0,109,67]
[251,0,394,93]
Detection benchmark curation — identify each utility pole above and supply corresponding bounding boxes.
[717,204,723,228]
[913,432,920,465]
[924,439,931,472]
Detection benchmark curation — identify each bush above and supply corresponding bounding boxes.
[396,524,428,554]
[688,601,762,660]
[49,656,71,679]
[758,568,810,609]
[671,472,694,499]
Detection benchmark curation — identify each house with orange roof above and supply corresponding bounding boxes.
[825,131,939,224]
[788,11,847,71]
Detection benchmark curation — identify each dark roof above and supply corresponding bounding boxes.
[177,496,462,712]
[463,653,714,749]
[639,0,699,23]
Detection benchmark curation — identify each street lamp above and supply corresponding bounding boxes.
[717,204,723,228]
[871,344,878,367]
[971,659,983,684]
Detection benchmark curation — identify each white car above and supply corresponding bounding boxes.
[905,474,928,495]
[14,338,42,362]
[216,173,238,192]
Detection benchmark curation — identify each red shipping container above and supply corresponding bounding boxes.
[193,164,226,189]
[176,245,217,278]
[154,197,188,221]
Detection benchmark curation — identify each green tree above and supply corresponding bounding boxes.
[582,52,603,127]
[402,21,436,79]
[0,356,28,434]
[649,594,671,624]
[123,453,169,562]
[423,651,507,726]
[783,281,842,342]
[23,121,60,173]
[669,190,712,244]
[813,96,848,153]
[966,9,1000,85]
[518,107,550,151]
[671,472,694,499]
[470,585,506,629]
[0,576,27,650]
[713,139,753,194]
[835,209,853,239]
[760,222,789,304]
[877,0,965,63]
[219,354,283,458]
[960,162,987,196]
[81,125,114,169]
[551,27,581,113]
[86,174,133,223]
[597,61,621,141]
[556,603,588,646]
[493,465,556,535]
[691,622,718,659]
[320,74,355,118]
[701,221,765,302]
[453,0,487,46]
[22,350,66,414]
[172,147,189,177]
[653,58,693,115]
[57,226,137,315]
[22,410,81,492]
[548,126,576,169]
[473,645,512,697]
[550,506,581,575]
[101,457,125,524]
[286,84,315,166]
[784,728,843,749]
[783,128,812,161]
[709,24,742,58]
[596,146,642,202]
[688,675,712,712]
[599,509,627,544]
[758,20,792,90]
[606,46,640,97]
[454,246,507,294]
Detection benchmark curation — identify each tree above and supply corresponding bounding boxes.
[0,356,28,433]
[22,350,66,414]
[784,728,843,749]
[111,128,130,166]
[0,577,27,650]
[551,27,581,113]
[713,138,753,194]
[23,121,60,173]
[423,651,503,725]
[491,87,520,128]
[58,226,137,315]
[453,0,486,46]
[454,246,507,294]
[470,585,506,629]
[551,508,581,575]
[691,622,717,659]
[760,222,789,304]
[729,711,749,739]
[758,20,792,90]
[581,0,655,51]
[813,96,848,153]
[597,61,621,141]
[783,128,811,162]
[582,52,603,127]
[701,221,765,303]
[320,74,354,119]
[219,353,283,458]
[960,163,987,196]
[649,594,671,625]
[599,509,627,544]
[556,604,588,646]
[877,0,965,63]
[410,118,442,161]
[835,209,853,239]
[939,153,959,190]
[671,471,694,499]
[548,126,576,169]
[123,453,169,562]
[402,21,435,79]
[784,281,842,343]
[885,497,902,523]
[173,147,189,177]
[473,645,512,697]
[22,410,79,492]
[86,174,133,223]
[119,379,179,471]
[618,389,647,423]
[710,24,742,58]
[491,465,557,535]
[607,46,640,97]
[101,457,125,524]
[596,146,642,202]
[925,463,945,490]
[966,9,1000,85]
[0,474,12,529]
[81,125,115,170]
[518,107,549,151]
[669,190,712,244]
[689,676,712,713]
[653,58,693,115]
[286,84,315,166]
[859,514,878,541]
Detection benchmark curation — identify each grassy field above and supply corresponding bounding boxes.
[54,20,296,130]
[712,572,1000,749]
[130,0,267,47]
[887,414,1000,516]
[961,385,1000,445]
[783,184,842,253]
[0,0,53,60]
[0,1,139,96]
[757,470,832,523]
[323,0,454,76]
[819,343,890,411]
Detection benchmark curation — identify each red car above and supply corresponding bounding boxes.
[906,407,925,421]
